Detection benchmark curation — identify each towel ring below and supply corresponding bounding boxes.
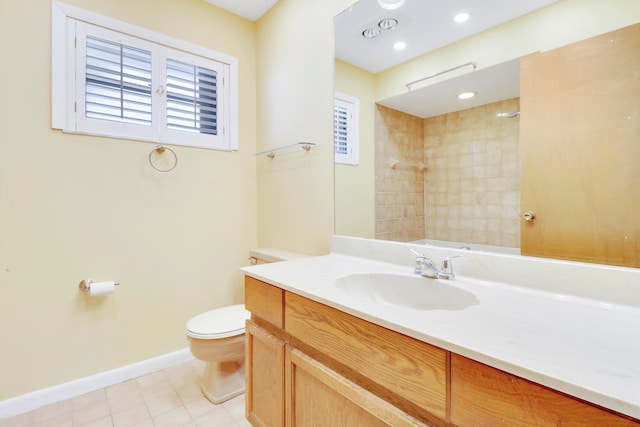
[148,145,178,172]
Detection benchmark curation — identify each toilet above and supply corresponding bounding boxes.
[185,248,307,404]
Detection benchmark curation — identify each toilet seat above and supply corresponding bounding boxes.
[186,304,250,339]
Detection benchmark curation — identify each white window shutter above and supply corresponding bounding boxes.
[334,93,359,165]
[159,49,227,150]
[166,59,218,135]
[84,35,153,126]
[75,21,156,141]
[334,103,350,155]
[52,2,238,151]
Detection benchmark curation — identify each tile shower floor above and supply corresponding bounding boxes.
[0,359,251,427]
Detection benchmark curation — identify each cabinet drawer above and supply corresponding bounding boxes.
[285,292,448,421]
[451,354,640,426]
[245,276,284,328]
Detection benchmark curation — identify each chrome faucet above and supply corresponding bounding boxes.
[407,249,464,280]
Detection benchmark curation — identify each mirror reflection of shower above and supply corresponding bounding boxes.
[374,97,521,248]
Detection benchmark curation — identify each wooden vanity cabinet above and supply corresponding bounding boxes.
[245,276,436,426]
[245,277,640,426]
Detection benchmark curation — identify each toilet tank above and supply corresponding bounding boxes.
[248,248,308,265]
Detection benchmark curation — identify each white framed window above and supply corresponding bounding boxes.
[52,1,238,151]
[334,92,359,165]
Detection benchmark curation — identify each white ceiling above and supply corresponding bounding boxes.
[378,58,521,119]
[339,0,559,118]
[203,0,278,21]
[335,0,558,74]
[204,0,559,118]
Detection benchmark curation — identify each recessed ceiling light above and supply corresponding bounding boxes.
[458,91,475,99]
[362,27,381,39]
[393,41,407,50]
[378,18,399,31]
[454,13,470,23]
[377,0,406,10]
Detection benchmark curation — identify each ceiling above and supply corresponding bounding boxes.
[204,0,559,118]
[335,0,558,74]
[203,0,278,21]
[378,58,521,118]
[337,0,559,118]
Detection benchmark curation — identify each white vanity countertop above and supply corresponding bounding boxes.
[241,244,640,420]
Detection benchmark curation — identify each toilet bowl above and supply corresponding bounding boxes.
[186,248,307,404]
[186,304,250,403]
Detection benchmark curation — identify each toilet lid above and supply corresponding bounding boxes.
[186,304,250,339]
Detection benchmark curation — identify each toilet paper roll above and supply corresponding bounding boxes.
[89,280,115,296]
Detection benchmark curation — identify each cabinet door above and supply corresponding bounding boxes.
[285,292,448,421]
[246,320,285,427]
[286,348,426,427]
[520,23,640,267]
[451,355,640,427]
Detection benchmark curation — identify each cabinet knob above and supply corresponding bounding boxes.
[522,210,536,222]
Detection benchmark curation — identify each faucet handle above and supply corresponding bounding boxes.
[407,247,428,263]
[406,247,428,274]
[406,247,423,258]
[440,255,466,279]
[405,248,425,274]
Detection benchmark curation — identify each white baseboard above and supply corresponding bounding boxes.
[0,348,194,419]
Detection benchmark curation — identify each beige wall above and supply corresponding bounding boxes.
[334,60,376,238]
[0,0,339,404]
[0,0,257,400]
[255,0,335,255]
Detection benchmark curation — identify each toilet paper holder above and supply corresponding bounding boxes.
[78,278,120,292]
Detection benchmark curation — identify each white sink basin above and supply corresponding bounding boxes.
[335,273,478,311]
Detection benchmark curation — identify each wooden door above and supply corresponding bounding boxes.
[520,24,640,267]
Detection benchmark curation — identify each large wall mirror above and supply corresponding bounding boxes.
[334,0,640,267]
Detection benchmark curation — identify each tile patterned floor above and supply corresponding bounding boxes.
[0,359,251,427]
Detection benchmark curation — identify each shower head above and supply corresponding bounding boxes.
[496,111,520,118]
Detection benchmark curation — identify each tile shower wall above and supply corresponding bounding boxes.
[375,98,520,248]
[375,105,425,242]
